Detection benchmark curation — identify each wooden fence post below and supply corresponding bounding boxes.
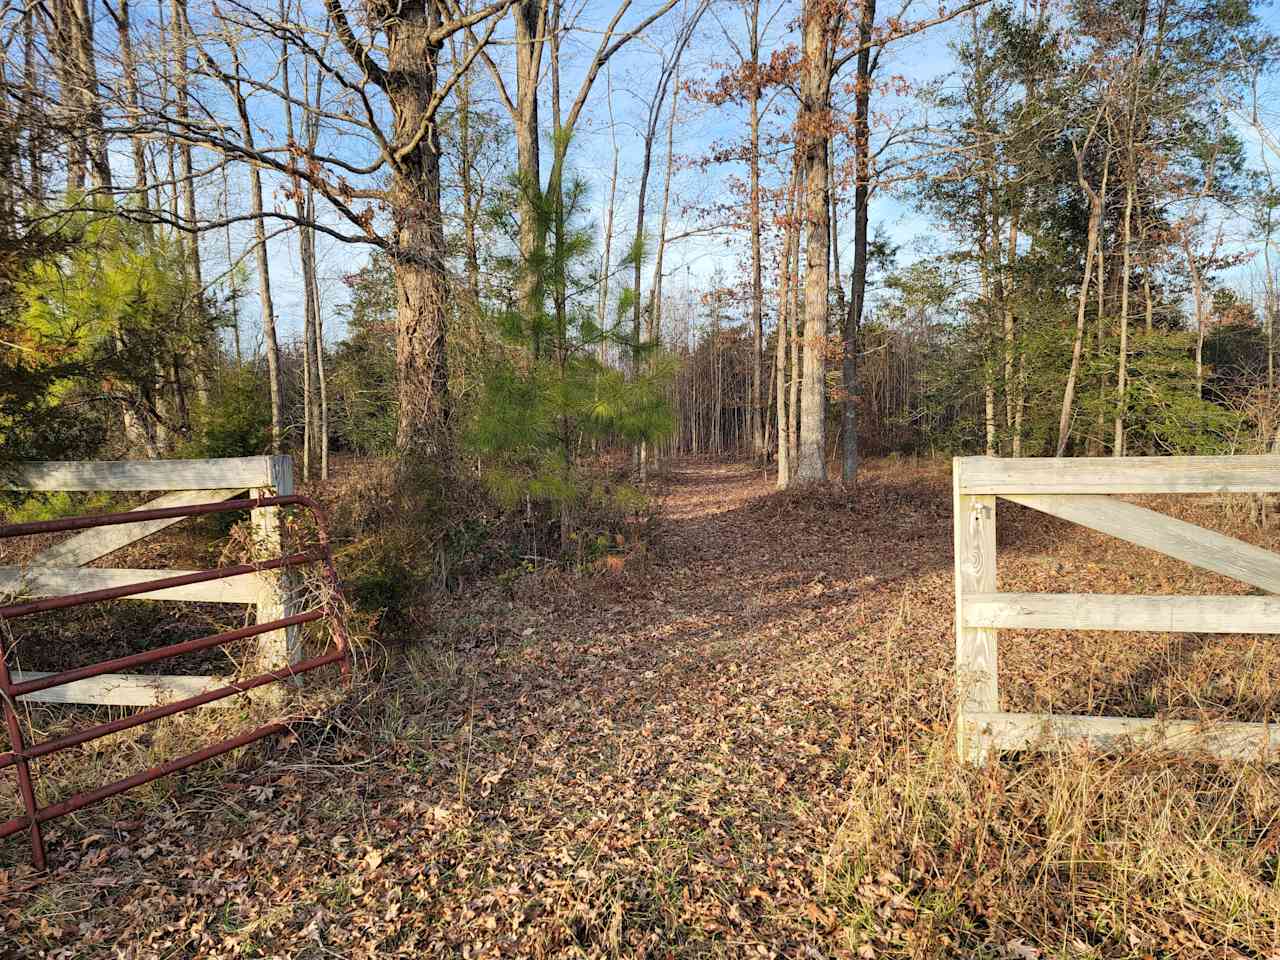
[953,458,998,763]
[250,455,300,674]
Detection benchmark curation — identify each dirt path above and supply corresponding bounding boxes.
[377,458,961,955]
[7,459,1279,957]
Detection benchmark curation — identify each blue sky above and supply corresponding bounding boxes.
[199,0,1280,352]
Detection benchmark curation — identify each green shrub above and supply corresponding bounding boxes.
[3,491,119,524]
[180,367,271,460]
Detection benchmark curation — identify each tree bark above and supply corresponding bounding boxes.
[1114,179,1134,456]
[172,0,207,402]
[513,0,546,334]
[22,8,44,203]
[789,193,803,470]
[1057,130,1105,457]
[649,60,680,344]
[842,0,875,483]
[598,69,620,364]
[1185,235,1207,400]
[1003,214,1019,455]
[385,3,452,459]
[455,34,482,308]
[792,1,834,485]
[748,0,765,460]
[106,2,151,227]
[775,168,800,488]
[227,41,286,454]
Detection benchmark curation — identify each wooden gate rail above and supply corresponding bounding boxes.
[0,494,351,870]
[1,456,297,705]
[953,455,1280,763]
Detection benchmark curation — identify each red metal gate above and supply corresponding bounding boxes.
[0,495,351,870]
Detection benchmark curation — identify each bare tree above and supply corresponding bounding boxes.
[473,0,687,346]
[110,0,519,457]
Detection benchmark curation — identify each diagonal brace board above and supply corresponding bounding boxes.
[1004,493,1280,595]
[0,567,262,604]
[32,488,244,567]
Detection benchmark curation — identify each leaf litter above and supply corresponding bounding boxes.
[1,459,1279,957]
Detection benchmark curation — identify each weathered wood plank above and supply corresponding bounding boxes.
[1005,493,1280,594]
[12,671,230,707]
[30,488,243,567]
[957,455,1280,495]
[954,459,998,762]
[0,567,261,604]
[251,456,300,673]
[969,710,1280,762]
[10,458,275,492]
[965,592,1280,634]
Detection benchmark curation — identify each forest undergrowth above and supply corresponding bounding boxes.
[1,458,1279,958]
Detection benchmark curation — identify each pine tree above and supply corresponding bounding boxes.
[467,171,672,552]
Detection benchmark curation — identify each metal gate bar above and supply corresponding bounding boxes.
[0,495,350,870]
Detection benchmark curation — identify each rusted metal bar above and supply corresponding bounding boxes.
[0,494,351,870]
[0,650,347,839]
[0,494,308,539]
[0,720,290,839]
[10,610,323,698]
[0,654,44,871]
[0,648,345,770]
[0,549,323,620]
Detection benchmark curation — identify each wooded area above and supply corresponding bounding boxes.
[5,0,1278,518]
[7,0,1280,954]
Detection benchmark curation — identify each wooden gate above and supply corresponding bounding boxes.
[953,455,1280,763]
[0,456,298,706]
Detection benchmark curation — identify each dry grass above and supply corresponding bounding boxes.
[0,458,1278,957]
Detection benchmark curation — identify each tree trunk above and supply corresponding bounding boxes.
[792,1,833,485]
[108,2,152,227]
[281,25,315,479]
[775,174,799,488]
[842,0,875,484]
[632,142,656,382]
[513,0,546,341]
[172,0,207,403]
[76,0,111,192]
[748,0,766,459]
[455,34,482,309]
[1013,353,1026,455]
[1185,236,1207,400]
[649,60,680,344]
[302,222,319,481]
[1057,141,1104,457]
[48,0,112,193]
[598,69,620,364]
[984,362,996,456]
[243,145,284,452]
[1003,214,1019,455]
[23,8,44,203]
[46,4,85,194]
[221,31,287,453]
[1114,179,1134,456]
[386,3,452,458]
[1092,199,1107,456]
